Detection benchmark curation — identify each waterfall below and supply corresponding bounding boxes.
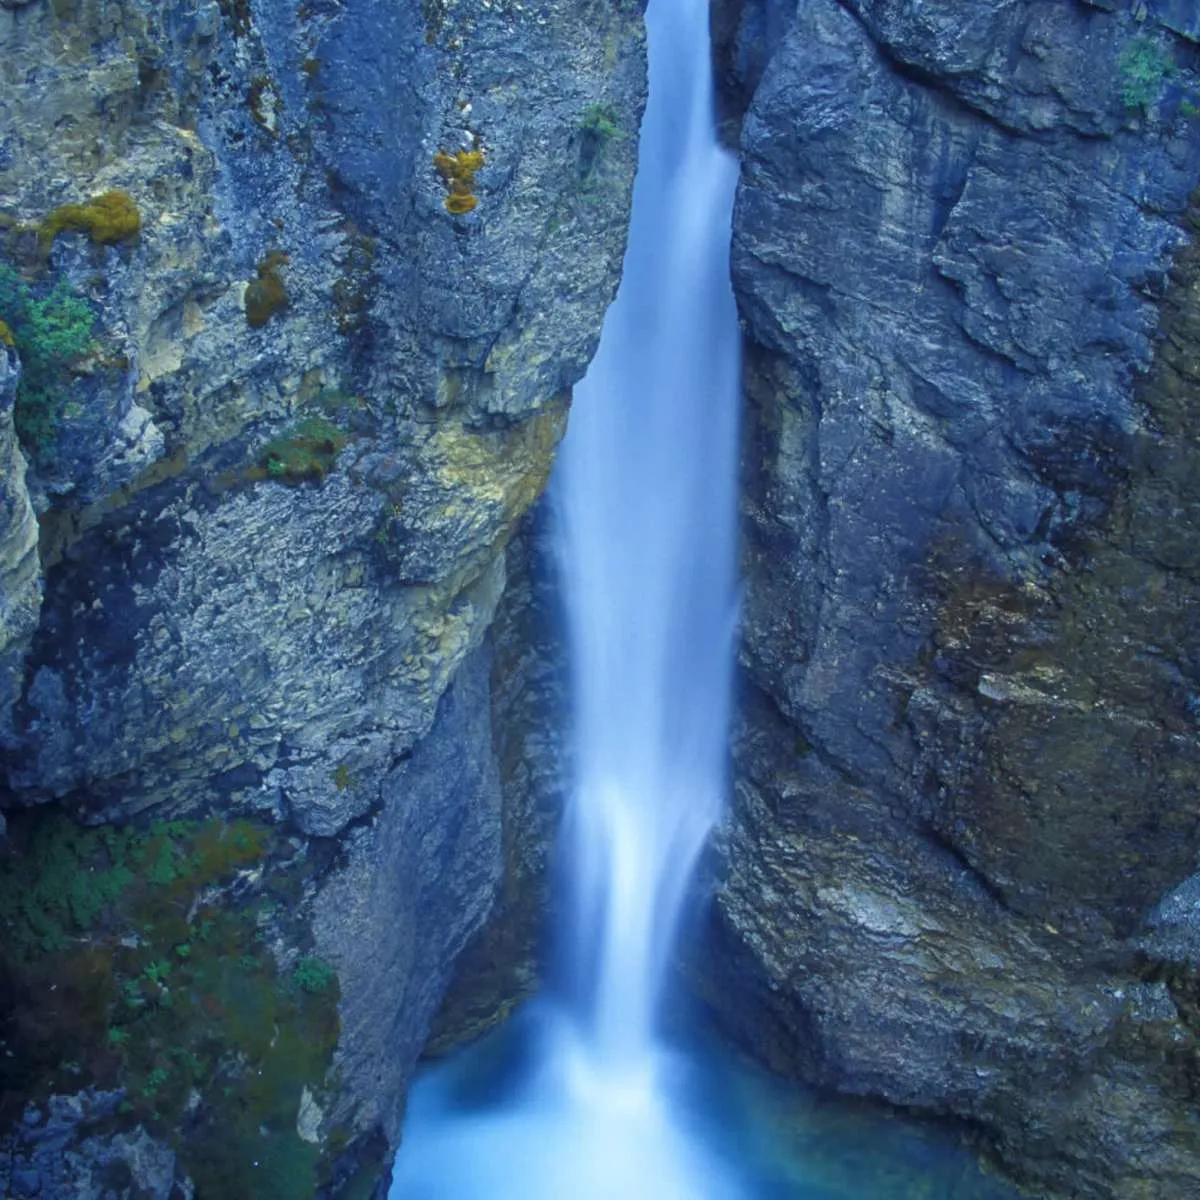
[390,0,741,1189]
[554,0,739,1073]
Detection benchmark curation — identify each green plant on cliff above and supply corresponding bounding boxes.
[1118,36,1176,112]
[577,103,623,188]
[0,811,341,1198]
[579,102,621,143]
[0,265,96,457]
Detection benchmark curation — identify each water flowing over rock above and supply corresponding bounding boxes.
[706,1,1200,1195]
[390,0,744,1190]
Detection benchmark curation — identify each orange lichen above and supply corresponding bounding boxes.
[433,148,484,216]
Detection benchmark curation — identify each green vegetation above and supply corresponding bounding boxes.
[245,249,290,328]
[38,190,141,253]
[1118,36,1176,112]
[293,955,337,994]
[254,414,349,484]
[434,149,485,215]
[577,103,623,187]
[579,102,621,143]
[0,265,96,457]
[0,811,340,1199]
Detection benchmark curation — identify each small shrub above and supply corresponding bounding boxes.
[434,149,484,215]
[0,265,96,457]
[577,103,623,185]
[579,102,621,142]
[1118,36,1176,112]
[245,250,290,328]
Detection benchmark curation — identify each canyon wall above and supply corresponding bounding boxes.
[706,1,1200,1196]
[0,0,641,1191]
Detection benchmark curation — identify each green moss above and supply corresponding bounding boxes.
[434,149,484,215]
[333,762,353,792]
[0,811,340,1199]
[254,415,349,485]
[245,250,290,329]
[292,954,337,994]
[0,317,13,347]
[39,191,141,252]
[579,102,620,142]
[0,265,97,459]
[576,103,624,188]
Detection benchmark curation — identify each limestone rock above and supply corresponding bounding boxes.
[0,0,645,1188]
[0,343,39,745]
[711,1,1200,1195]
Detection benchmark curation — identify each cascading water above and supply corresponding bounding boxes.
[389,0,742,1193]
[553,0,740,1071]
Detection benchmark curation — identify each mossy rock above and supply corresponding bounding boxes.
[38,191,141,252]
[253,415,349,485]
[0,265,97,460]
[245,250,290,329]
[0,810,344,1198]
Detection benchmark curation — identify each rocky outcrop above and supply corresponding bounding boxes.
[0,0,643,1190]
[708,1,1200,1196]
[0,341,38,756]
[312,641,504,1152]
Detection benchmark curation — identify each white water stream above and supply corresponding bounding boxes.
[390,0,741,1191]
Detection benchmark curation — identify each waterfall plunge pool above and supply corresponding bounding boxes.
[390,1003,1023,1200]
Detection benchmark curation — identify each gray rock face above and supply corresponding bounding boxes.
[312,642,503,1148]
[0,344,38,748]
[0,0,644,1189]
[0,1091,182,1200]
[0,0,644,826]
[709,1,1200,1196]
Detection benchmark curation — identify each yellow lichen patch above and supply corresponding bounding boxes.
[0,319,13,348]
[433,397,567,522]
[434,148,484,215]
[39,191,141,251]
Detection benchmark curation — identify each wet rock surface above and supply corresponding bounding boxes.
[708,1,1200,1196]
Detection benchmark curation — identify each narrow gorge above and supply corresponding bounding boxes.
[1,1,1199,1198]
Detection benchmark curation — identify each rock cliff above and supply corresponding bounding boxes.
[707,1,1200,1196]
[0,0,642,1191]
